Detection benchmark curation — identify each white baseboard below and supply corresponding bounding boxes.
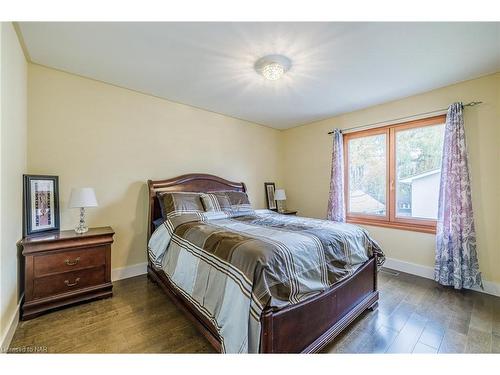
[383,258,434,279]
[1,296,23,352]
[111,262,148,282]
[383,257,500,298]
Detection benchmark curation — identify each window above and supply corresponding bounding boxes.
[344,115,446,233]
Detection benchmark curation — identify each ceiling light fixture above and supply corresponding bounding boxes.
[255,55,292,81]
[262,62,284,81]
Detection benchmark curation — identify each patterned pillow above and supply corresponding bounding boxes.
[201,191,255,217]
[156,191,204,219]
[200,191,231,212]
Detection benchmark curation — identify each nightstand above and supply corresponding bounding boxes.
[20,226,114,320]
[280,210,298,216]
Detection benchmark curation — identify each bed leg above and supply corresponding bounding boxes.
[147,272,154,283]
[147,264,158,285]
[368,301,378,311]
[147,273,158,285]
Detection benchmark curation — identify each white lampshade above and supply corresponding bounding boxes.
[274,189,286,201]
[69,188,98,208]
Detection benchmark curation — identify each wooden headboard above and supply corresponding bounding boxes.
[147,173,247,237]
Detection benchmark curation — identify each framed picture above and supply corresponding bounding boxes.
[23,175,60,236]
[264,182,277,211]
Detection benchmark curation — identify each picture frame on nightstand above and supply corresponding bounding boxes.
[23,174,60,237]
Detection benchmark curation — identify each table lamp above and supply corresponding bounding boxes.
[69,187,98,234]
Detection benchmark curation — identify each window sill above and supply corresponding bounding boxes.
[346,217,436,234]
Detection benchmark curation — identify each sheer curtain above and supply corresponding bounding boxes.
[434,103,482,289]
[327,129,346,222]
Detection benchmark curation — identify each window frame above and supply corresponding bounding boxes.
[343,114,446,234]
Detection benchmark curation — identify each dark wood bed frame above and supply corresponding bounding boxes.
[147,173,379,353]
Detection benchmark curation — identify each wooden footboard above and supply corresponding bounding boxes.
[147,255,378,353]
[260,256,378,353]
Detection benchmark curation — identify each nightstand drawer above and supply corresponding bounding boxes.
[34,246,106,277]
[33,266,106,299]
[21,227,114,320]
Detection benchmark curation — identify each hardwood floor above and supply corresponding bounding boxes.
[9,269,500,353]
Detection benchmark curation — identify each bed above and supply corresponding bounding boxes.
[146,173,383,353]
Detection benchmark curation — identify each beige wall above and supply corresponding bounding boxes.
[282,73,500,284]
[27,64,283,271]
[0,23,27,345]
[25,64,500,287]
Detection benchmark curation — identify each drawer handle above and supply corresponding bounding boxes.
[65,257,80,266]
[64,278,80,287]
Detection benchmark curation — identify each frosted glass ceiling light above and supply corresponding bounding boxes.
[262,62,284,80]
[255,55,292,81]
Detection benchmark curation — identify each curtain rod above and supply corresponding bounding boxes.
[327,101,483,135]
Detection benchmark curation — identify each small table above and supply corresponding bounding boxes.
[20,227,114,320]
[279,210,298,215]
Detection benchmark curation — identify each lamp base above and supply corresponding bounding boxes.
[74,225,89,234]
[277,200,286,213]
[75,207,88,234]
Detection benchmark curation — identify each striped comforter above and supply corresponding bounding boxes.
[148,209,384,353]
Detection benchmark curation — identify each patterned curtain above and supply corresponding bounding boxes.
[327,129,346,222]
[434,103,482,289]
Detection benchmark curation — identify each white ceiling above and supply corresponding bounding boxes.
[18,22,500,129]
